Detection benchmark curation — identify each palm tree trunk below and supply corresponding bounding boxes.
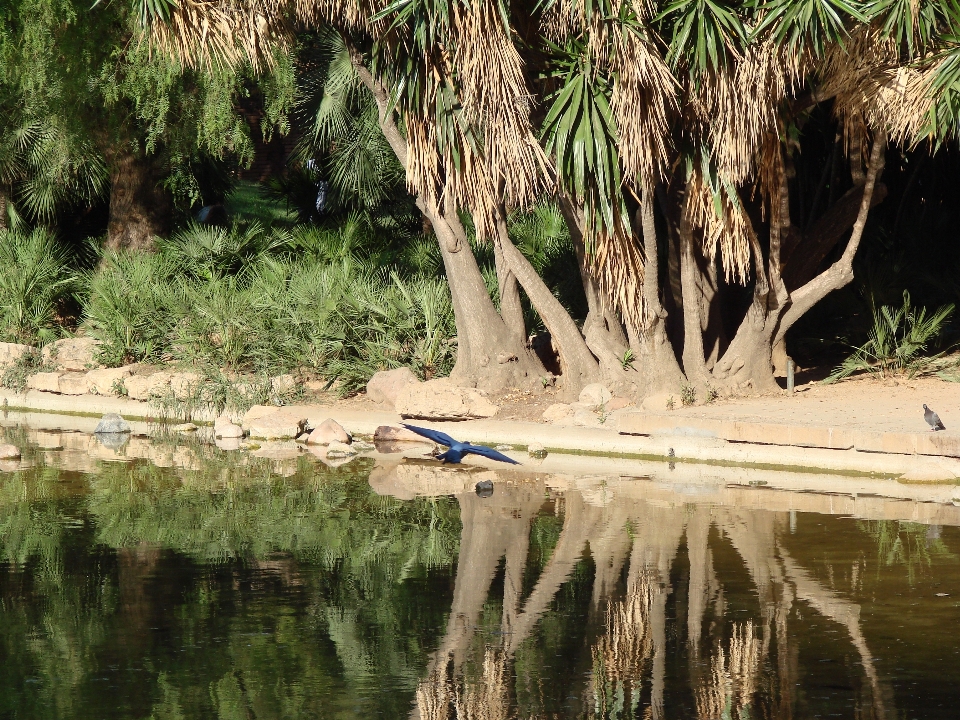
[679,200,709,382]
[353,56,546,390]
[492,215,527,346]
[104,143,171,252]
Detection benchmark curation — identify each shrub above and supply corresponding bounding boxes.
[84,252,179,366]
[0,228,76,344]
[827,291,954,382]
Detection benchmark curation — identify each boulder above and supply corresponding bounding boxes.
[215,437,242,451]
[246,412,303,440]
[0,342,32,366]
[642,392,675,412]
[215,422,244,439]
[573,408,604,428]
[527,442,547,458]
[27,372,62,393]
[367,367,420,406]
[85,366,133,396]
[42,337,102,371]
[58,373,91,395]
[95,413,131,434]
[271,374,297,395]
[542,403,574,423]
[579,383,613,407]
[125,372,172,401]
[0,444,21,460]
[396,379,498,420]
[374,425,431,443]
[306,418,352,446]
[169,372,202,400]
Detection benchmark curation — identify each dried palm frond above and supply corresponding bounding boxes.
[540,0,584,44]
[417,669,453,720]
[611,23,677,185]
[452,0,551,214]
[146,0,290,71]
[453,648,510,720]
[683,168,753,285]
[591,227,647,333]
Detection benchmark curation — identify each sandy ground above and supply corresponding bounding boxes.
[665,374,960,433]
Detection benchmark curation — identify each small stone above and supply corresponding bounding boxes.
[475,479,494,497]
[95,413,131,434]
[542,403,574,423]
[306,418,352,446]
[27,372,62,393]
[579,383,612,407]
[325,440,358,458]
[215,422,244,439]
[527,442,547,458]
[174,423,198,433]
[396,378,498,420]
[0,444,21,459]
[366,367,420,406]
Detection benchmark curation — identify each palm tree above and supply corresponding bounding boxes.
[139,0,960,397]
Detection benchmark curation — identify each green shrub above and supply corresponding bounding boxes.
[84,251,179,366]
[827,291,954,382]
[0,228,75,344]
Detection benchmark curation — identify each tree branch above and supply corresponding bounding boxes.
[775,134,887,345]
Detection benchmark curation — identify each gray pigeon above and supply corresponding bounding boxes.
[923,404,946,431]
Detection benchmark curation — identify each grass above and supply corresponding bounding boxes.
[223,181,297,227]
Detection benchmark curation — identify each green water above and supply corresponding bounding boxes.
[1,428,959,719]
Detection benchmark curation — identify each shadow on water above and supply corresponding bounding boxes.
[0,424,959,719]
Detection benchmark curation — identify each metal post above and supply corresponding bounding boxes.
[787,358,795,393]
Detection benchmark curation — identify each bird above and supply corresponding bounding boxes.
[923,404,946,431]
[401,424,520,465]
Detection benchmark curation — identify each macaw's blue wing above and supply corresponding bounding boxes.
[463,444,520,465]
[401,423,458,448]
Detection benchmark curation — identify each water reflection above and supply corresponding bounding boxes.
[372,461,959,720]
[0,428,959,719]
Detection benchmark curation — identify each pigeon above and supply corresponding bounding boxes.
[401,424,520,465]
[923,404,946,431]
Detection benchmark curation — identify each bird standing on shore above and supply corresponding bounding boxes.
[923,404,946,431]
[401,424,520,465]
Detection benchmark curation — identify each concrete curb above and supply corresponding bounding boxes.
[4,389,960,480]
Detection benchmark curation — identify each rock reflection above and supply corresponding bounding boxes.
[374,462,900,720]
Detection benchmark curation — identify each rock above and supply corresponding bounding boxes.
[242,405,279,425]
[607,396,632,411]
[325,440,358,458]
[579,383,613,407]
[642,392,675,412]
[306,418,352,446]
[374,425,432,443]
[27,372,62,393]
[58,373,91,395]
[367,367,420,406]
[574,408,604,428]
[352,440,375,452]
[0,444,21,460]
[527,442,547,459]
[174,423,198,433]
[396,378,498,420]
[85,366,133,396]
[125,372,172,401]
[215,422,244,439]
[0,342,32,366]
[246,413,303,440]
[42,337,102,371]
[169,372,202,400]
[95,433,129,450]
[215,437,242,451]
[475,479,494,497]
[542,403,574,423]
[271,374,297,395]
[95,413,131,434]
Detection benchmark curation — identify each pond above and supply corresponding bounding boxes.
[1,423,959,719]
